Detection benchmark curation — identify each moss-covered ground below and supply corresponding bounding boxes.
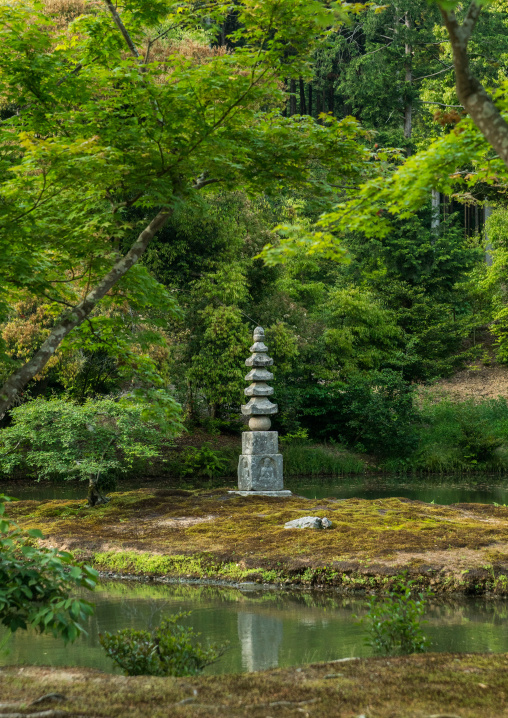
[1,653,508,717]
[7,488,508,594]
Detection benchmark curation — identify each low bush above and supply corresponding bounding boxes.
[0,395,182,505]
[179,443,229,479]
[99,613,225,676]
[360,577,430,655]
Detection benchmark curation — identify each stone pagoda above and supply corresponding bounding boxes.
[233,326,291,496]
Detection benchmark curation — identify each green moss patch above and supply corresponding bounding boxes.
[8,488,508,593]
[1,653,508,717]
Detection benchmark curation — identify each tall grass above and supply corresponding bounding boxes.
[386,397,508,474]
[282,443,366,476]
[186,442,367,478]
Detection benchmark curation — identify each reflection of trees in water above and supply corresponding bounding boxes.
[238,613,283,672]
[3,582,508,672]
[426,598,508,624]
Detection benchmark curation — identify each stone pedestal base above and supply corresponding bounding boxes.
[228,490,292,497]
[237,431,284,492]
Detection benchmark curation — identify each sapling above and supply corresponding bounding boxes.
[360,576,431,655]
[0,395,182,505]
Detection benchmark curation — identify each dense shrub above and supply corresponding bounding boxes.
[0,396,182,505]
[100,613,225,676]
[277,370,418,458]
[179,443,228,479]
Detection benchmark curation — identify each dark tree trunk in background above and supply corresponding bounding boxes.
[328,80,334,116]
[289,78,297,115]
[88,476,110,507]
[299,77,307,114]
[316,89,323,119]
[308,83,313,117]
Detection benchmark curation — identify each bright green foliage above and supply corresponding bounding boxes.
[361,578,431,655]
[0,0,375,407]
[322,287,401,374]
[421,1,508,125]
[180,443,228,479]
[0,0,370,316]
[309,0,441,148]
[0,396,182,503]
[185,265,251,419]
[99,613,225,676]
[259,118,496,263]
[0,494,97,641]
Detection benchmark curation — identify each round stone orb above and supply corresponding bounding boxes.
[249,416,271,431]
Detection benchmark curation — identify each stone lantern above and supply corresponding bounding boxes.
[233,327,291,496]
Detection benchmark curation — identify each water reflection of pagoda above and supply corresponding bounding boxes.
[237,612,283,672]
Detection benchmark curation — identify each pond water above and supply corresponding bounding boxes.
[289,477,508,505]
[1,582,508,675]
[2,476,508,505]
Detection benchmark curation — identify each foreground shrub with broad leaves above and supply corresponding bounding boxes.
[0,494,97,642]
[99,612,226,676]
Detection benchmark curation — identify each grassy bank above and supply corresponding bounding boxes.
[8,488,508,595]
[1,653,508,717]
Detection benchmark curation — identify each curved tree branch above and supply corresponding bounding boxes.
[439,1,508,167]
[0,207,173,417]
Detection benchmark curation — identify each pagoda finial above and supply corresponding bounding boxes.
[241,326,277,431]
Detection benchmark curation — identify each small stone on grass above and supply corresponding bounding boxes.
[284,516,332,529]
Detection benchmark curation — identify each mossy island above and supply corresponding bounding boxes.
[7,488,508,594]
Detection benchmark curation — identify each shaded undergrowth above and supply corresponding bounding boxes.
[384,397,508,475]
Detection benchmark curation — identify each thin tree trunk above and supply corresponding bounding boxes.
[0,208,173,418]
[403,12,412,147]
[308,83,313,117]
[441,3,508,169]
[283,78,288,117]
[289,78,297,116]
[299,77,307,115]
[88,475,109,507]
[431,189,440,234]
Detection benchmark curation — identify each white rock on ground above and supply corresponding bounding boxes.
[284,516,332,529]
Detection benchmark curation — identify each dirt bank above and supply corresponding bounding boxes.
[1,653,508,717]
[422,362,508,403]
[7,488,508,594]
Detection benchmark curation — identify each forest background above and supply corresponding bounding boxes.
[2,0,508,492]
